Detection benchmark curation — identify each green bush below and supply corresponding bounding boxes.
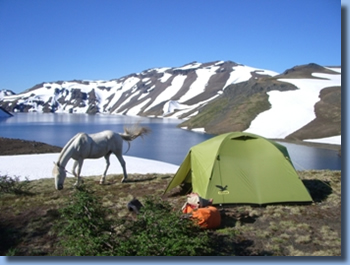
[0,175,32,195]
[54,185,115,256]
[54,186,214,256]
[113,197,213,256]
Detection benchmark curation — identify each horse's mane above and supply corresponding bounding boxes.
[57,132,82,166]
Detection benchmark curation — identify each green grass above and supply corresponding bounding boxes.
[179,92,270,134]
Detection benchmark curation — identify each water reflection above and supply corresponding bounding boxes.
[278,141,341,170]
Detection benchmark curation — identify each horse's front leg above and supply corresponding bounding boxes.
[72,159,84,187]
[116,154,127,183]
[100,153,111,185]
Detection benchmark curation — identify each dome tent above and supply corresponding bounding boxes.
[164,132,312,205]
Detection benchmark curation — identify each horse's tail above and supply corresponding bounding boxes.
[124,141,131,155]
[120,125,151,155]
[120,125,151,141]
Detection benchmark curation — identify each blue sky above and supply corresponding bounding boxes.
[0,0,341,93]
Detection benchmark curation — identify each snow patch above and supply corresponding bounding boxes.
[304,135,341,145]
[191,128,206,133]
[154,67,171,73]
[325,67,341,73]
[159,73,172,83]
[178,66,219,103]
[174,62,202,71]
[163,100,188,116]
[0,154,179,181]
[223,65,279,89]
[214,61,225,66]
[145,75,187,111]
[244,72,341,143]
[125,98,152,116]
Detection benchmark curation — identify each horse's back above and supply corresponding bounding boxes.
[90,130,115,138]
[87,130,123,157]
[62,130,123,160]
[89,130,119,144]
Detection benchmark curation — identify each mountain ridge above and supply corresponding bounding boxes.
[0,61,341,144]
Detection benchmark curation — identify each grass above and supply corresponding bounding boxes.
[0,170,342,256]
[179,92,270,134]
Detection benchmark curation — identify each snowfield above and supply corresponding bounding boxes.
[244,68,341,144]
[144,74,187,112]
[223,65,279,89]
[304,135,341,145]
[0,153,179,182]
[177,66,219,103]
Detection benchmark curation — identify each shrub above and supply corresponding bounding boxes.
[0,175,32,195]
[54,185,114,256]
[113,196,213,256]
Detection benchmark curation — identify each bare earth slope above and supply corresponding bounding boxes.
[0,137,62,155]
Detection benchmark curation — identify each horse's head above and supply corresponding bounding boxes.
[53,162,66,190]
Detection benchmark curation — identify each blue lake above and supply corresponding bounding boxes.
[0,113,342,170]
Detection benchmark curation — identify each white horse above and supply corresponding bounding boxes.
[52,125,150,190]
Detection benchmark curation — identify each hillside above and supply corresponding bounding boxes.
[178,77,298,134]
[180,64,341,142]
[0,61,341,144]
[0,138,341,256]
[0,107,12,118]
[0,137,61,155]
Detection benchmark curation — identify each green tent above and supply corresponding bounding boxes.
[164,132,312,205]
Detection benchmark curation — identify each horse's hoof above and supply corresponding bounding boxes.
[121,178,126,183]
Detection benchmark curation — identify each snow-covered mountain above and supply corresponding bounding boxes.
[0,61,341,144]
[0,61,278,116]
[0,89,15,101]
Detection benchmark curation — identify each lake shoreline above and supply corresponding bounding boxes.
[271,138,341,152]
[0,135,341,156]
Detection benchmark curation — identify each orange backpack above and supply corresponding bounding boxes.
[183,204,221,229]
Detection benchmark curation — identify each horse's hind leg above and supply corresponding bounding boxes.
[100,153,111,185]
[116,153,127,183]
